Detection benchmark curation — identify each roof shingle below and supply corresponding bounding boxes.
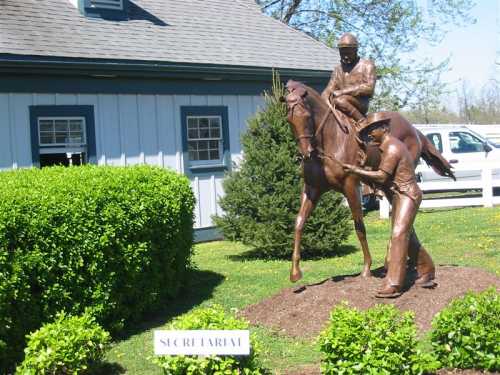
[0,0,339,71]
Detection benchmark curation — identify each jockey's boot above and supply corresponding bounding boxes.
[375,283,402,298]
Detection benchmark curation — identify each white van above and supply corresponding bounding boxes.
[415,125,500,183]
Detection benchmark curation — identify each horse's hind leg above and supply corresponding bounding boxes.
[408,229,436,287]
[344,178,372,277]
[291,184,321,282]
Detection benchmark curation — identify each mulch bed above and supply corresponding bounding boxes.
[240,265,499,375]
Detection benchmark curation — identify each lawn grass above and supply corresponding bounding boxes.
[105,206,500,374]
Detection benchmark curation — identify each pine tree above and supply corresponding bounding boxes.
[213,77,352,258]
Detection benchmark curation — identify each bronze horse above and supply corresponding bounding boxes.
[284,80,454,282]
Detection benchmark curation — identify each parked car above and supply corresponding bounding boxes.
[415,125,500,183]
[464,124,500,149]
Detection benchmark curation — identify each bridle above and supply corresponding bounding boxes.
[288,98,331,142]
[287,91,345,167]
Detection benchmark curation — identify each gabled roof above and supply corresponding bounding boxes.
[0,0,338,72]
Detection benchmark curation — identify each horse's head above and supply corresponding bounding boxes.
[284,80,316,160]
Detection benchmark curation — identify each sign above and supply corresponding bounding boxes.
[154,330,250,356]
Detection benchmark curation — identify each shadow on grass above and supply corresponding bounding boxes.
[92,361,126,374]
[227,244,358,262]
[292,266,387,294]
[419,206,468,214]
[116,268,224,340]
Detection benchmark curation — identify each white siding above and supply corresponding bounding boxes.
[0,92,263,229]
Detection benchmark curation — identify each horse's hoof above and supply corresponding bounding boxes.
[361,269,371,278]
[415,272,436,288]
[290,270,303,283]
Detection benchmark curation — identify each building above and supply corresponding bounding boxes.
[0,0,339,240]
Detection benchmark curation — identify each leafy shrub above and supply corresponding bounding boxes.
[214,76,351,258]
[16,312,110,374]
[151,305,267,374]
[430,287,499,371]
[319,303,439,375]
[0,165,195,371]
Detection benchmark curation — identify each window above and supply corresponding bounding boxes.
[29,106,96,168]
[181,106,230,172]
[80,0,128,20]
[426,133,443,153]
[187,116,222,162]
[449,131,484,154]
[37,117,88,167]
[38,117,86,146]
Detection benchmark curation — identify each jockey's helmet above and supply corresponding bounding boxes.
[337,33,358,49]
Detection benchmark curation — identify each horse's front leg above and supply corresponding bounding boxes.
[344,177,372,277]
[291,184,321,282]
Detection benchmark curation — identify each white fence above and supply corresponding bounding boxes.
[379,164,500,219]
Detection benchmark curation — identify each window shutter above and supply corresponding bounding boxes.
[89,0,123,10]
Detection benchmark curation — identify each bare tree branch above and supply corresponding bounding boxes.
[283,0,303,24]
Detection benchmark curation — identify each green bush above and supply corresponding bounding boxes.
[0,165,195,371]
[151,305,267,374]
[430,287,500,371]
[16,312,110,374]
[319,303,439,375]
[214,77,351,258]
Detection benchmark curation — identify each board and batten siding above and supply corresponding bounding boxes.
[0,92,265,232]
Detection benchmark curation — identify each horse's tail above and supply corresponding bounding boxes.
[418,130,456,181]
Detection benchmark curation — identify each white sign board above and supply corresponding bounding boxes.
[154,330,250,356]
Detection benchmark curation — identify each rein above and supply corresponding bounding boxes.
[288,89,352,168]
[291,101,336,142]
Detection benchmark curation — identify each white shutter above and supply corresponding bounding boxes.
[89,0,123,10]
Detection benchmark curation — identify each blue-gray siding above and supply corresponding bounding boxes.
[0,92,265,229]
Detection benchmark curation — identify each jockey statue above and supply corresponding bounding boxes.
[322,32,376,129]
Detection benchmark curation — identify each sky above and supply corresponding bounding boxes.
[410,0,499,105]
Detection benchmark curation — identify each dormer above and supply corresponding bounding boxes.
[77,0,129,20]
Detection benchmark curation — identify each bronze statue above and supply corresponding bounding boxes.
[342,113,436,297]
[284,81,454,291]
[321,33,376,127]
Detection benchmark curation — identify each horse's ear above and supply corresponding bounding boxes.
[295,86,307,99]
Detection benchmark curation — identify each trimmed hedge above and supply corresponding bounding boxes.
[0,165,195,371]
[16,311,110,374]
[431,288,500,371]
[151,305,267,374]
[319,303,439,375]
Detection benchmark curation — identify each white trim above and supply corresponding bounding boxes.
[39,146,86,155]
[89,0,123,10]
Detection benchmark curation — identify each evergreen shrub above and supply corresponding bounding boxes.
[151,305,267,374]
[430,287,499,371]
[16,312,110,374]
[214,78,351,258]
[319,303,440,375]
[0,165,195,371]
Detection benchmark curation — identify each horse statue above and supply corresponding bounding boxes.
[284,80,455,282]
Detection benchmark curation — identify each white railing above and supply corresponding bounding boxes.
[379,164,500,219]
